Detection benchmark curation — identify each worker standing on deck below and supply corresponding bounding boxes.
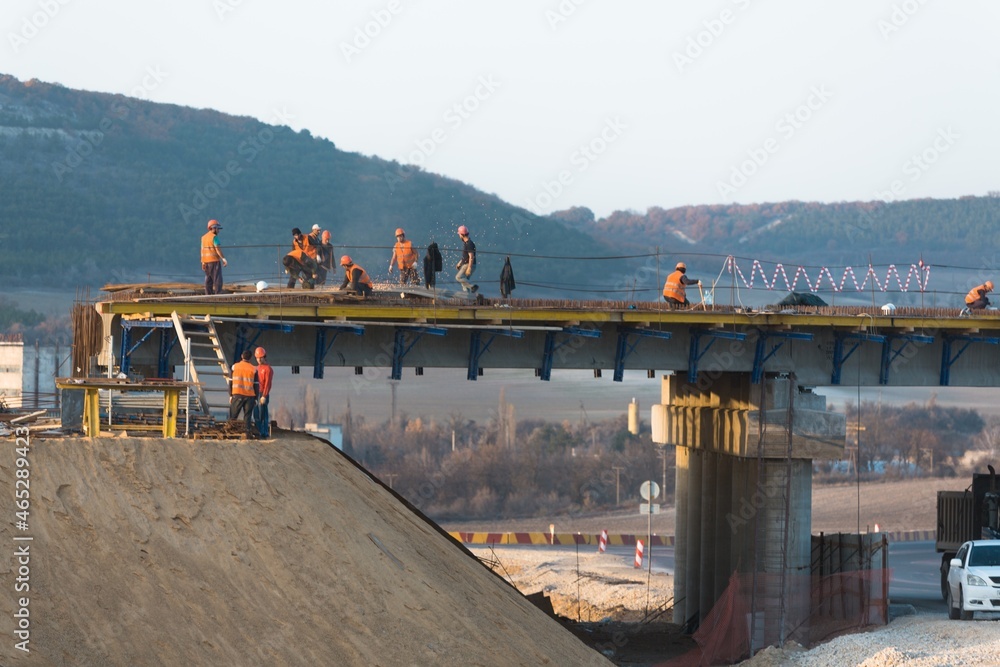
[662,262,700,307]
[455,225,478,293]
[253,347,273,438]
[316,230,335,285]
[229,350,257,438]
[201,219,227,295]
[965,280,994,310]
[339,255,373,297]
[389,228,419,286]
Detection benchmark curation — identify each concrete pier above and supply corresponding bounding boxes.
[654,372,844,647]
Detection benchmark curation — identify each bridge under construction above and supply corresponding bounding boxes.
[83,282,1000,650]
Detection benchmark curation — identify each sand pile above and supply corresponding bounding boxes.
[0,432,610,666]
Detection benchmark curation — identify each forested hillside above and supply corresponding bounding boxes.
[2,74,998,297]
[0,75,618,293]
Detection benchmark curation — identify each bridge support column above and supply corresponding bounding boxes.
[660,372,843,646]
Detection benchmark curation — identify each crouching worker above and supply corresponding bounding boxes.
[339,255,373,297]
[966,280,994,310]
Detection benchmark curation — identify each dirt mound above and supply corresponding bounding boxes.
[0,432,610,666]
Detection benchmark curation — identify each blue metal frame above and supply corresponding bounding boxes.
[392,326,447,380]
[468,329,525,381]
[118,319,175,376]
[539,326,602,381]
[687,328,747,383]
[751,330,813,384]
[233,322,295,364]
[313,324,365,379]
[613,327,673,382]
[878,333,935,385]
[157,328,178,378]
[830,332,886,385]
[940,334,1000,386]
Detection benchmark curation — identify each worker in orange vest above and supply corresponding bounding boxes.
[965,280,994,310]
[389,228,419,286]
[283,228,319,288]
[253,347,273,438]
[229,350,258,437]
[339,255,373,297]
[662,262,701,307]
[201,219,227,295]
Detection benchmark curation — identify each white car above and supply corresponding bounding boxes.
[946,539,1000,620]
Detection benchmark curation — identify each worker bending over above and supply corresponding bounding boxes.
[339,255,373,297]
[966,280,994,310]
[662,262,700,308]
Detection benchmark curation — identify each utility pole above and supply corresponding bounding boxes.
[612,466,624,506]
[656,447,667,499]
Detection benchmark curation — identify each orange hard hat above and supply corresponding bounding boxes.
[395,228,405,237]
[457,225,469,236]
[254,347,266,359]
[987,280,995,291]
[676,262,686,271]
[321,230,331,243]
[207,219,221,230]
[340,255,352,266]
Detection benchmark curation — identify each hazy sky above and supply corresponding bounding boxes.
[4,1,998,218]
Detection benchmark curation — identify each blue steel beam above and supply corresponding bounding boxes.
[392,326,448,380]
[314,325,365,379]
[539,326,602,381]
[751,330,813,384]
[878,333,935,385]
[688,328,747,383]
[467,329,525,381]
[830,332,886,385]
[613,327,673,383]
[940,334,1000,386]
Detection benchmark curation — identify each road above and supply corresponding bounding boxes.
[483,539,946,611]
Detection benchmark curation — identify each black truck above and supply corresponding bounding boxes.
[936,465,1000,598]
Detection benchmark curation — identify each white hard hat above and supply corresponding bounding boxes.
[881,303,896,314]
[255,281,268,293]
[311,224,321,231]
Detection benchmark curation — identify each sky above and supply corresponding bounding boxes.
[3,0,999,219]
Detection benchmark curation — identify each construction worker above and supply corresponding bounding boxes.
[253,347,273,438]
[316,230,335,286]
[339,255,373,297]
[455,225,478,293]
[200,219,227,295]
[389,227,419,286]
[229,350,257,438]
[965,280,994,310]
[283,228,319,288]
[662,262,700,307]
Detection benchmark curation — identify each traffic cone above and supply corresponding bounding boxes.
[598,529,608,554]
[634,539,644,568]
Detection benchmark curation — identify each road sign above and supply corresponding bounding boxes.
[640,480,660,501]
[640,503,661,515]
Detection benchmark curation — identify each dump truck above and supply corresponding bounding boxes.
[936,465,1000,599]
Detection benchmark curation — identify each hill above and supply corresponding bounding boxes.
[0,75,620,295]
[2,74,999,299]
[0,431,610,666]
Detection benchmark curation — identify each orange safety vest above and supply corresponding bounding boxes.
[231,360,257,397]
[392,239,417,268]
[966,284,990,305]
[346,264,373,288]
[201,231,222,264]
[662,270,687,302]
[296,235,318,260]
